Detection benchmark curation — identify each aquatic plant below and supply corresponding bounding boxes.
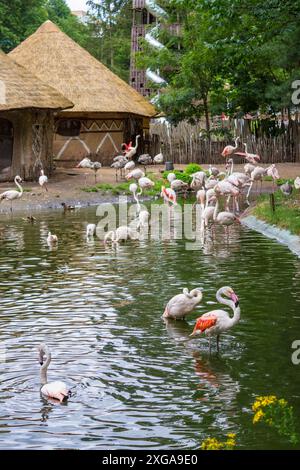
[252,395,298,444]
[201,433,237,450]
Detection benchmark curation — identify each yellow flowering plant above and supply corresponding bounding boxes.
[201,433,237,450]
[252,395,298,444]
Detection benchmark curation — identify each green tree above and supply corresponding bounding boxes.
[0,0,47,51]
[87,0,132,81]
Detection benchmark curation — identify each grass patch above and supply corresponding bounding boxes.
[81,176,165,197]
[252,191,300,235]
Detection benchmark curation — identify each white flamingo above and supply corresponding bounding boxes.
[153,152,164,164]
[244,162,256,177]
[104,226,137,244]
[246,166,267,199]
[171,179,189,193]
[163,288,203,320]
[0,176,23,212]
[138,176,155,193]
[294,177,300,190]
[266,164,280,190]
[124,135,140,160]
[213,196,240,234]
[136,210,150,230]
[201,189,217,227]
[86,224,96,238]
[124,160,135,173]
[38,343,71,403]
[126,168,145,181]
[190,286,240,353]
[47,232,58,245]
[214,180,240,212]
[129,183,141,214]
[39,170,48,192]
[191,171,206,190]
[235,143,261,164]
[167,172,176,184]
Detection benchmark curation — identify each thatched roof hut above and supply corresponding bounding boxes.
[0,49,73,180]
[9,21,157,166]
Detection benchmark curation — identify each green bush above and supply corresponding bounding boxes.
[163,170,192,185]
[184,163,203,175]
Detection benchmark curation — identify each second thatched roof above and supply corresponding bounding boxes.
[9,21,157,118]
[0,49,73,112]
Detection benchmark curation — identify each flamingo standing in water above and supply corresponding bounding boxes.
[163,288,203,320]
[213,196,240,234]
[86,224,96,238]
[190,286,240,353]
[47,232,58,245]
[129,183,141,214]
[104,226,137,244]
[38,343,71,402]
[214,180,240,212]
[0,176,23,212]
[161,186,177,206]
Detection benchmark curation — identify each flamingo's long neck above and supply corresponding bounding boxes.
[234,137,239,150]
[213,198,219,221]
[15,178,23,196]
[40,352,51,385]
[216,289,241,327]
[134,135,140,151]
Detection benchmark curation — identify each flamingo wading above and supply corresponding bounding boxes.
[38,343,71,402]
[190,286,240,353]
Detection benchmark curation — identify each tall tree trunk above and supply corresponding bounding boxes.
[203,94,210,137]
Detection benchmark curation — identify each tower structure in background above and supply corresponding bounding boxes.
[130,1,156,98]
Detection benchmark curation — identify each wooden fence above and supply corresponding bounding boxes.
[149,118,300,164]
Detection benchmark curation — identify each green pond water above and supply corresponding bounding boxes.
[0,205,300,449]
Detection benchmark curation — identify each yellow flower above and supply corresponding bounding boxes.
[253,409,265,424]
[227,433,236,439]
[278,398,287,407]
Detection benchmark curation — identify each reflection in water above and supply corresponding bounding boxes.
[0,206,300,449]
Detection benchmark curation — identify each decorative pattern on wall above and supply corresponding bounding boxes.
[54,119,124,166]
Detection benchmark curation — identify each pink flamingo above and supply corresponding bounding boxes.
[235,143,261,164]
[190,286,240,353]
[221,136,240,160]
[38,343,71,402]
[213,195,240,235]
[214,180,240,212]
[161,186,177,206]
[201,189,217,227]
[246,166,267,199]
[163,288,203,320]
[266,164,279,190]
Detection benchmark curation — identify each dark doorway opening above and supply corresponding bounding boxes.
[0,118,13,176]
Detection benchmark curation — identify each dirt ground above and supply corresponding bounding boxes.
[0,163,299,216]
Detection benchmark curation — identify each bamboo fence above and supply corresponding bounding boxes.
[150,118,300,164]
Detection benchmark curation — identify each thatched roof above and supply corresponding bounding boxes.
[0,49,73,112]
[9,21,157,118]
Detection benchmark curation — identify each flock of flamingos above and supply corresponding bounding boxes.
[0,135,298,403]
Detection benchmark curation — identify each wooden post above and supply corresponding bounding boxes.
[270,193,275,213]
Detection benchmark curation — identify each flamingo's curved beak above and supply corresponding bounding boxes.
[231,292,239,307]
